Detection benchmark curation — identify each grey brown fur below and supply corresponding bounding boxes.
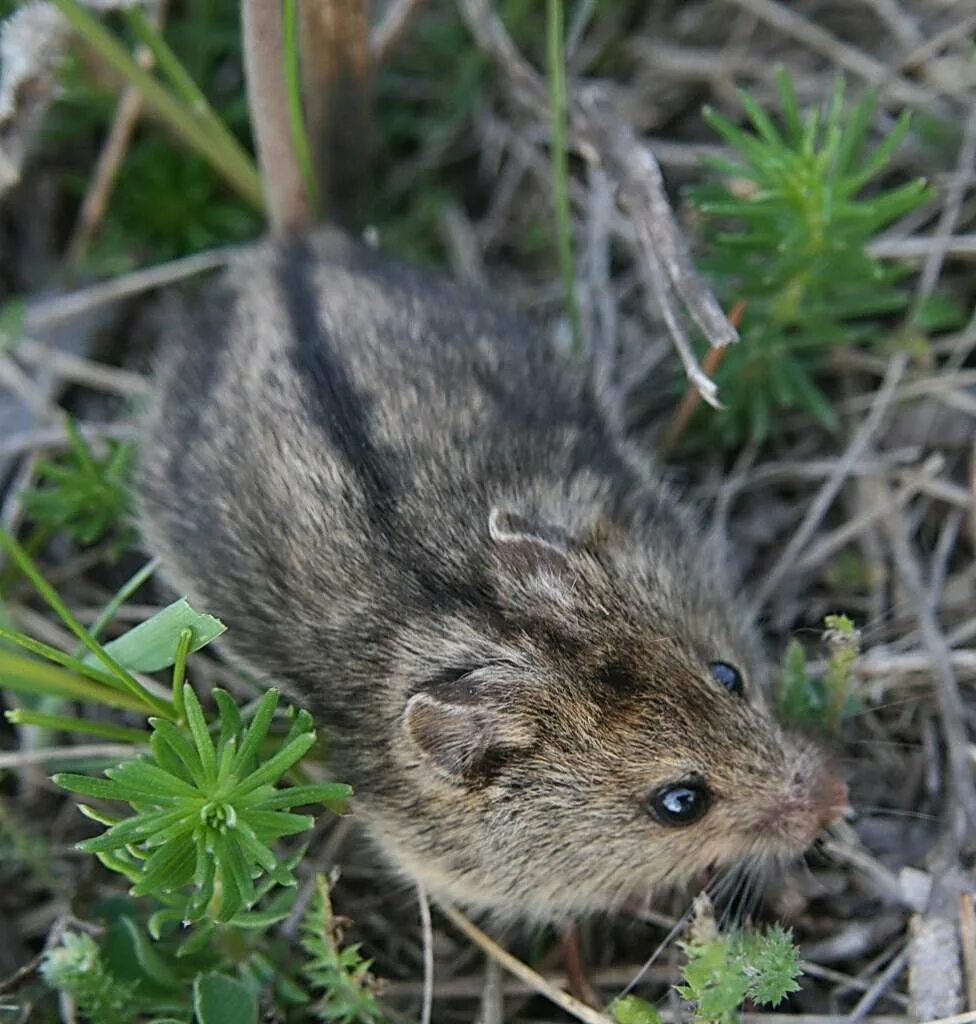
[139,228,844,922]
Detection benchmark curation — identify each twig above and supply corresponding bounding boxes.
[371,0,425,63]
[790,455,942,577]
[12,339,149,397]
[658,299,746,456]
[299,0,371,226]
[910,99,976,320]
[845,946,909,1024]
[750,351,909,613]
[898,13,976,74]
[241,0,312,233]
[479,957,505,1024]
[574,91,738,352]
[884,497,976,835]
[417,882,433,1024]
[0,354,55,417]
[438,903,614,1024]
[724,0,939,109]
[66,0,169,263]
[0,422,135,461]
[960,893,976,1012]
[868,235,976,261]
[23,248,229,332]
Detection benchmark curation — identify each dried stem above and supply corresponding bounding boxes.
[299,0,371,227]
[241,0,312,233]
[439,903,614,1024]
[457,0,737,404]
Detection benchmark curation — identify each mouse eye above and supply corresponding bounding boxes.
[709,661,743,696]
[646,781,712,826]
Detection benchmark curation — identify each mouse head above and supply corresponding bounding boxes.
[387,506,848,922]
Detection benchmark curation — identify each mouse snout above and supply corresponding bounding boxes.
[755,763,848,849]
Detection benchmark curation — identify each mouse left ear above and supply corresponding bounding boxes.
[488,507,570,565]
[403,673,533,784]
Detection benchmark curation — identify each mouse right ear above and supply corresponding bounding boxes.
[403,683,533,784]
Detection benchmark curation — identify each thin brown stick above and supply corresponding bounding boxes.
[66,0,170,263]
[13,339,149,397]
[911,99,976,319]
[750,351,909,613]
[658,299,746,457]
[884,498,976,835]
[960,893,976,1012]
[561,925,598,1007]
[438,903,614,1024]
[300,0,371,227]
[241,0,311,233]
[417,882,433,1024]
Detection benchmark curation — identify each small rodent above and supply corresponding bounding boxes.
[138,227,848,921]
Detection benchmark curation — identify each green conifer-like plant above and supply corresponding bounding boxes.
[689,69,933,445]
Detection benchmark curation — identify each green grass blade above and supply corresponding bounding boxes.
[48,0,263,210]
[0,526,172,717]
[84,557,159,647]
[0,624,134,690]
[5,709,149,744]
[283,0,320,217]
[0,650,151,713]
[124,6,257,185]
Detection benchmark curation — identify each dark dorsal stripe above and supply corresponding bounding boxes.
[277,238,498,620]
[279,237,399,537]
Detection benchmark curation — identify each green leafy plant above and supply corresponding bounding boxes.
[609,994,663,1024]
[610,925,802,1024]
[678,925,803,1024]
[0,525,366,1020]
[48,0,262,209]
[778,613,861,734]
[41,931,139,1024]
[687,69,933,445]
[57,685,350,929]
[301,874,386,1024]
[21,419,133,549]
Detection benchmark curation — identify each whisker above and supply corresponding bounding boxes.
[854,804,941,822]
[617,894,699,998]
[718,864,751,930]
[842,738,923,749]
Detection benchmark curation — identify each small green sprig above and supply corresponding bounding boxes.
[778,613,861,735]
[55,687,351,925]
[678,925,803,1024]
[41,931,138,1024]
[22,418,133,548]
[688,69,933,445]
[301,874,386,1024]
